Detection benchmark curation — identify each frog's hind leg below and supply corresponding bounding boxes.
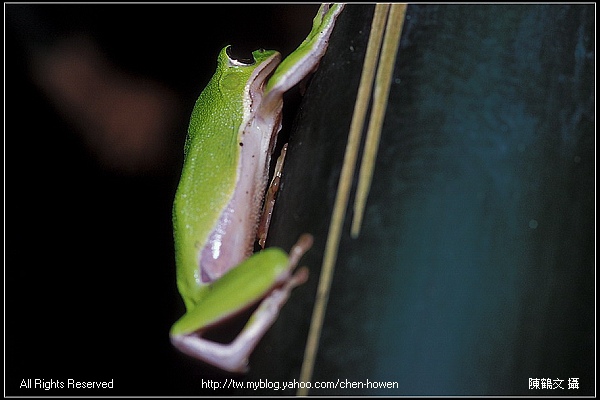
[171,234,312,373]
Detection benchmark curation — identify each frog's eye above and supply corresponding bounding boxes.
[226,46,256,66]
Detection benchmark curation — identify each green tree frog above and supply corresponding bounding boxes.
[170,4,344,373]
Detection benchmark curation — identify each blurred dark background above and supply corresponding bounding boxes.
[5,4,320,396]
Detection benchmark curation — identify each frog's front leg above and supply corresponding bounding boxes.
[170,234,312,373]
[257,143,288,248]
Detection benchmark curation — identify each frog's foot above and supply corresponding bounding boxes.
[171,234,313,373]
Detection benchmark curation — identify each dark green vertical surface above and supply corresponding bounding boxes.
[238,5,377,395]
[259,4,594,396]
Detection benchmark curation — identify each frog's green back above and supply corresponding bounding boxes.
[172,47,277,309]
